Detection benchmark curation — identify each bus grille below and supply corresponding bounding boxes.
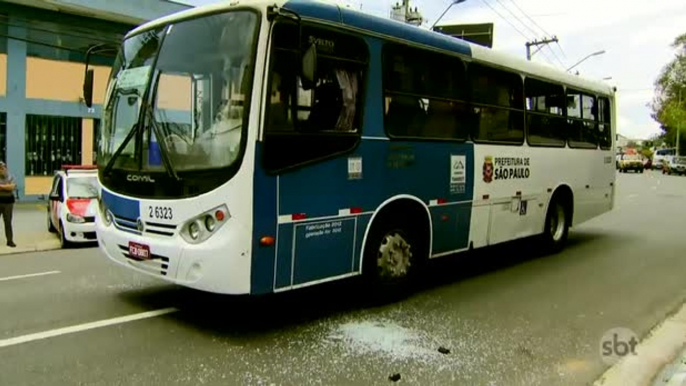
[112,214,178,238]
[118,245,170,276]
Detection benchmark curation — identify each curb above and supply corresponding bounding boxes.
[594,302,686,386]
[0,240,61,256]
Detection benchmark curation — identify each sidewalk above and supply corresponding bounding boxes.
[0,202,60,255]
[653,346,686,386]
[595,302,686,386]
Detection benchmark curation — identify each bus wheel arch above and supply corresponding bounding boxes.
[359,195,432,295]
[541,185,573,253]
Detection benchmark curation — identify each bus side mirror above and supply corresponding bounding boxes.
[301,43,317,90]
[83,69,94,108]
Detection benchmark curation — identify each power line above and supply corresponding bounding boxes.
[507,0,551,37]
[478,0,531,42]
[493,0,540,38]
[479,0,559,67]
[506,0,568,61]
[545,45,566,68]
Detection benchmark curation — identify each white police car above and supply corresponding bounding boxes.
[47,165,99,248]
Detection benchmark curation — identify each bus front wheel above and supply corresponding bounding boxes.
[541,196,569,254]
[362,212,428,301]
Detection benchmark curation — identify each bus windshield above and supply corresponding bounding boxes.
[98,10,258,197]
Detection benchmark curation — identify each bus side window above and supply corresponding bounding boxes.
[383,45,468,141]
[567,89,597,149]
[262,23,368,172]
[598,96,612,150]
[524,77,566,147]
[469,63,524,144]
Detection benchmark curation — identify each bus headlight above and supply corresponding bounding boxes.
[180,205,229,244]
[103,210,113,227]
[99,199,112,227]
[189,221,201,240]
[204,215,216,232]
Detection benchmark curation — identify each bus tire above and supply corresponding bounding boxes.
[362,210,428,302]
[541,195,570,254]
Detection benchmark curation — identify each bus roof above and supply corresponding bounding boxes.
[127,0,614,96]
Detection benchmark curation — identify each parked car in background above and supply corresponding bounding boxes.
[47,165,100,248]
[653,148,676,170]
[663,156,686,176]
[617,154,644,173]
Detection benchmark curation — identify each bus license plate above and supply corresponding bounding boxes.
[129,241,151,260]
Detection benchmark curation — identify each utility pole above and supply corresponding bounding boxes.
[525,36,558,61]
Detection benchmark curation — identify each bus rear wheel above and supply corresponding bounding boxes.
[541,197,569,254]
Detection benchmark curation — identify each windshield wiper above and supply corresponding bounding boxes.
[103,121,140,177]
[144,103,181,181]
[102,88,144,177]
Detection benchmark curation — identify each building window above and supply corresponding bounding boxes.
[0,113,6,161]
[262,22,367,172]
[0,14,7,54]
[469,63,525,144]
[25,115,82,176]
[383,44,470,141]
[525,77,566,147]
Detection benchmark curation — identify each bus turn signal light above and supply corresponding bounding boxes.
[215,210,225,221]
[260,236,275,246]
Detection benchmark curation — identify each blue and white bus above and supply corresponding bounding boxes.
[94,0,617,295]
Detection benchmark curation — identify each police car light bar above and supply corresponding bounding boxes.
[62,165,97,170]
[61,165,97,175]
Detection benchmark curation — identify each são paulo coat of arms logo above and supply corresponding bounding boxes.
[483,156,494,183]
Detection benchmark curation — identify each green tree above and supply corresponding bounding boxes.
[651,33,686,153]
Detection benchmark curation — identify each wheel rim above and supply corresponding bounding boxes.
[377,232,412,279]
[550,204,566,242]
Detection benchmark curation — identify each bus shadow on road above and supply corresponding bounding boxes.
[116,230,616,338]
[415,230,616,293]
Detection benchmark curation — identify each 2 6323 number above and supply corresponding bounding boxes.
[148,206,173,220]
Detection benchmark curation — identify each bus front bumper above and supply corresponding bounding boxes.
[95,217,252,295]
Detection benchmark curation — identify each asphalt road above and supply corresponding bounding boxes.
[1,171,686,386]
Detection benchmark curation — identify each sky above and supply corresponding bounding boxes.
[177,0,686,140]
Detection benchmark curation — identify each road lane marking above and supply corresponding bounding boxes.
[0,307,178,349]
[0,271,60,282]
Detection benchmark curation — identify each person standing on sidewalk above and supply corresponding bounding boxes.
[0,162,17,247]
